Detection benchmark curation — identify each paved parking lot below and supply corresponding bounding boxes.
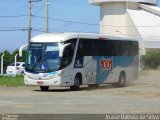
[0,70,160,114]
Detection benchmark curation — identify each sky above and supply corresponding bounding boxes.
[0,0,160,52]
[0,0,99,52]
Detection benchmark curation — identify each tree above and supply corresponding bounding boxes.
[0,49,27,73]
[143,51,160,69]
[0,50,12,73]
[12,49,26,62]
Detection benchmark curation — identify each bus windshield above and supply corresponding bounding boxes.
[25,43,61,73]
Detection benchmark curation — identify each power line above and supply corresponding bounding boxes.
[1,14,160,28]
[1,14,160,27]
[34,15,99,26]
[0,15,28,18]
[1,26,160,39]
[31,27,160,38]
[27,0,42,44]
[33,15,160,28]
[33,4,45,16]
[0,29,27,31]
[0,27,28,28]
[53,0,89,6]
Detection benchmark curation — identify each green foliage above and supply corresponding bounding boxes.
[142,51,160,69]
[0,50,26,73]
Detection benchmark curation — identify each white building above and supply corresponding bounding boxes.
[89,0,160,53]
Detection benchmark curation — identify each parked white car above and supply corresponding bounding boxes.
[6,62,25,75]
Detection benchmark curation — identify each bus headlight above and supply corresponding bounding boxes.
[55,72,62,77]
[49,72,62,79]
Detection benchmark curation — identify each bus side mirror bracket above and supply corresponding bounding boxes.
[19,44,28,57]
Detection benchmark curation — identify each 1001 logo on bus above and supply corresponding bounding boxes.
[99,57,112,73]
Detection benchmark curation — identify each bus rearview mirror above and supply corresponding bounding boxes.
[19,44,28,57]
[59,43,71,57]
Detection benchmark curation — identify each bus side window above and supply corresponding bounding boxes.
[109,41,118,56]
[61,45,73,68]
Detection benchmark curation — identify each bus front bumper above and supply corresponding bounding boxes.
[24,76,62,86]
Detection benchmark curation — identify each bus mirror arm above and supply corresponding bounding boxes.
[19,44,28,57]
[59,43,71,57]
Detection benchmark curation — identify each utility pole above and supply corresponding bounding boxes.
[28,0,41,44]
[46,0,49,33]
[28,0,32,44]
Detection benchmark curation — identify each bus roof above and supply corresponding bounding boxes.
[30,32,138,43]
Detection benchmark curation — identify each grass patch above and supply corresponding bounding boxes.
[0,75,24,86]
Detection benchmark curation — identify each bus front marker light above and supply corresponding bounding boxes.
[56,72,62,77]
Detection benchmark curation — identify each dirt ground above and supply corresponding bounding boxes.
[0,70,160,114]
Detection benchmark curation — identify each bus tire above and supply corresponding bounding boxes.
[21,71,24,75]
[70,75,81,91]
[118,72,126,87]
[40,86,49,91]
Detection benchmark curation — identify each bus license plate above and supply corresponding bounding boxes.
[37,81,43,85]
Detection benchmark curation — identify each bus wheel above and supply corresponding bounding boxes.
[21,71,24,75]
[88,84,99,89]
[70,75,81,91]
[118,72,126,87]
[40,86,49,91]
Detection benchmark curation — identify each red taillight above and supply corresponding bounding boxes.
[16,67,19,70]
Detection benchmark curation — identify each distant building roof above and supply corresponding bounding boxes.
[127,4,160,48]
[89,0,157,5]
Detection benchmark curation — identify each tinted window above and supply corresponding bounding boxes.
[11,63,20,66]
[61,39,77,68]
[119,41,138,56]
[61,45,73,68]
[77,39,138,56]
[64,39,77,51]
